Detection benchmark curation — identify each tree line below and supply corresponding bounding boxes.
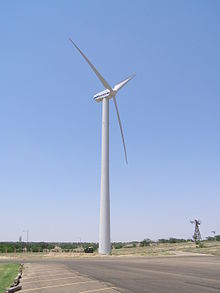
[0,242,98,253]
[0,236,219,253]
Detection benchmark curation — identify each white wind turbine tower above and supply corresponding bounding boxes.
[69,38,135,254]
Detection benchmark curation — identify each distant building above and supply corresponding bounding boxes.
[51,246,62,252]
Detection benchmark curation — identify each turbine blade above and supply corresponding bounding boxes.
[113,74,135,92]
[69,38,112,92]
[113,96,128,164]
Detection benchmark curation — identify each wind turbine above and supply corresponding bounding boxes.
[69,38,135,254]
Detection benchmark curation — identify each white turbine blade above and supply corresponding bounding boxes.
[69,38,112,92]
[113,74,136,92]
[113,96,128,164]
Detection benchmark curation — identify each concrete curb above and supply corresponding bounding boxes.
[5,285,22,293]
[5,264,23,293]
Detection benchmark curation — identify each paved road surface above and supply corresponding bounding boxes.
[55,256,220,292]
[1,255,220,292]
[20,262,119,293]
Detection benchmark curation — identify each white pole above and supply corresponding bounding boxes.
[99,97,111,255]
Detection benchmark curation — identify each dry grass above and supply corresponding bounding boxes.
[112,242,194,256]
[112,241,220,257]
[183,241,220,256]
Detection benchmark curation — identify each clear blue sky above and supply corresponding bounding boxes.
[0,1,219,242]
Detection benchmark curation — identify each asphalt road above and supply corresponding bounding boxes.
[1,255,220,292]
[56,256,220,292]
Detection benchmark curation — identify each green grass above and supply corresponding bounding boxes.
[0,263,19,293]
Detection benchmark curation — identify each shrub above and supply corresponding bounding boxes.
[196,242,204,248]
[114,243,123,249]
[140,239,151,246]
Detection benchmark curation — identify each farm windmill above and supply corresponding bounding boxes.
[190,219,202,242]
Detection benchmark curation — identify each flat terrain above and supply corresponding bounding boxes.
[20,262,118,293]
[1,240,220,259]
[111,241,220,256]
[1,242,220,292]
[56,256,220,292]
[2,255,220,292]
[1,241,220,259]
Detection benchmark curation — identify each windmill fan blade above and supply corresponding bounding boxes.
[113,96,128,164]
[69,38,112,92]
[113,74,136,92]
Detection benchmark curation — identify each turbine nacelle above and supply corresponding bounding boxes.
[93,89,111,102]
[93,89,118,102]
[93,73,136,103]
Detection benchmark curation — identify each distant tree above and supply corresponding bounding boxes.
[158,239,168,244]
[168,238,186,243]
[206,236,215,241]
[140,239,151,246]
[32,246,39,253]
[0,241,101,253]
[215,235,220,241]
[114,243,123,249]
[158,238,187,244]
[7,246,14,253]
[168,238,178,243]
